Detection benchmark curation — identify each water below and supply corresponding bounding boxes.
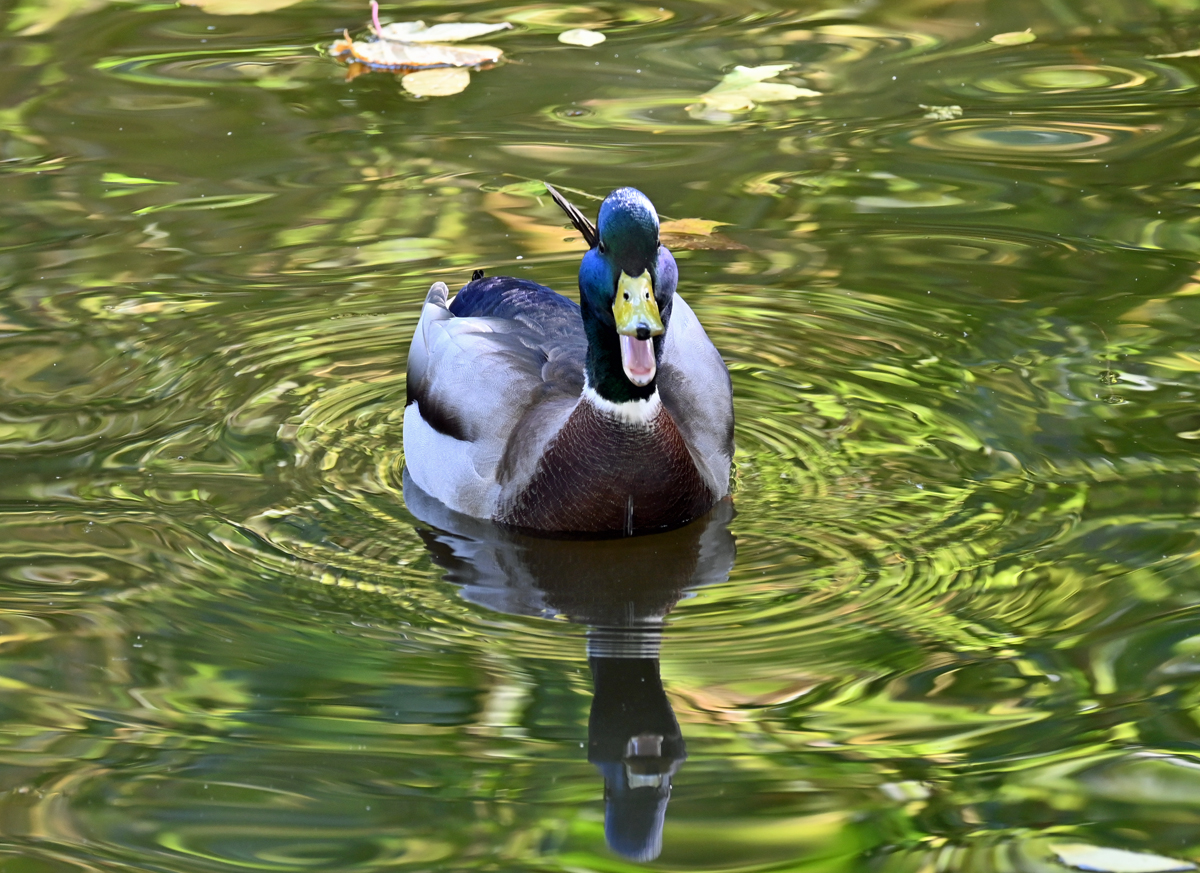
[3,0,1200,868]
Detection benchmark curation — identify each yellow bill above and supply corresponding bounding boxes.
[613,270,663,387]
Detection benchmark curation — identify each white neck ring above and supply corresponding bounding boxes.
[582,382,662,426]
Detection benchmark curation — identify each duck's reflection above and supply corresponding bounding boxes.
[587,633,686,861]
[403,470,735,861]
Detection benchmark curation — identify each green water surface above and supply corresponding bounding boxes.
[3,0,1200,869]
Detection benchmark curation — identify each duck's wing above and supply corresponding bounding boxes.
[448,275,589,400]
[404,278,586,519]
[657,292,734,498]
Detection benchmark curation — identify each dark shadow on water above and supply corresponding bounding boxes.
[403,469,735,861]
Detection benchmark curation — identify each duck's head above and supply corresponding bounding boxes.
[550,186,678,404]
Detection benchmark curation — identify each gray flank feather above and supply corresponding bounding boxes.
[657,293,734,497]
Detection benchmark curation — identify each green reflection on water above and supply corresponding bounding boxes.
[3,0,1200,868]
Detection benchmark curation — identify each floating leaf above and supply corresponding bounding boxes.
[687,65,820,122]
[486,179,555,197]
[1149,47,1200,58]
[559,28,605,46]
[661,233,747,251]
[101,172,176,198]
[659,218,745,250]
[659,218,730,235]
[133,193,274,215]
[989,29,1036,46]
[180,0,303,14]
[377,20,512,43]
[1052,844,1196,873]
[401,67,470,97]
[100,173,175,186]
[919,104,962,120]
[330,37,504,71]
[329,10,511,75]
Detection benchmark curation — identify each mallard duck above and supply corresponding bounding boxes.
[403,185,733,536]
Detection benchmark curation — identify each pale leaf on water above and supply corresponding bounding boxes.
[687,64,820,122]
[699,92,755,113]
[559,28,606,46]
[330,38,504,71]
[402,67,470,97]
[1052,844,1196,873]
[1148,47,1200,57]
[742,81,815,102]
[708,64,795,93]
[989,29,1036,45]
[378,20,512,43]
[180,0,303,14]
[329,16,510,73]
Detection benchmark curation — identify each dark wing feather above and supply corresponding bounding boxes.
[451,275,577,323]
[450,276,587,399]
[544,183,598,249]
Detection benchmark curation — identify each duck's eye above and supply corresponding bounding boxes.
[598,241,606,254]
[643,291,650,299]
[623,292,630,300]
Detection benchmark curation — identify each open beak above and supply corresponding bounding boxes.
[613,271,663,387]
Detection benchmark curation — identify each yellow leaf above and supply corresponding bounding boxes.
[180,0,303,14]
[659,218,730,235]
[989,29,1036,46]
[401,67,470,97]
[661,233,747,251]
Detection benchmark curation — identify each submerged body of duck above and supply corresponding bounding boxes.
[403,185,733,536]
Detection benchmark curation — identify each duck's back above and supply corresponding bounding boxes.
[450,276,579,326]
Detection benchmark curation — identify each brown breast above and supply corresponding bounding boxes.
[499,398,715,536]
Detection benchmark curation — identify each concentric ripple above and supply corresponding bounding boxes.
[95,48,323,89]
[904,117,1176,162]
[5,0,1200,871]
[949,57,1196,103]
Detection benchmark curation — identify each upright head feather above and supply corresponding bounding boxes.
[544,182,598,248]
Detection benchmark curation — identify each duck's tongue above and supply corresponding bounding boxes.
[619,335,656,387]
